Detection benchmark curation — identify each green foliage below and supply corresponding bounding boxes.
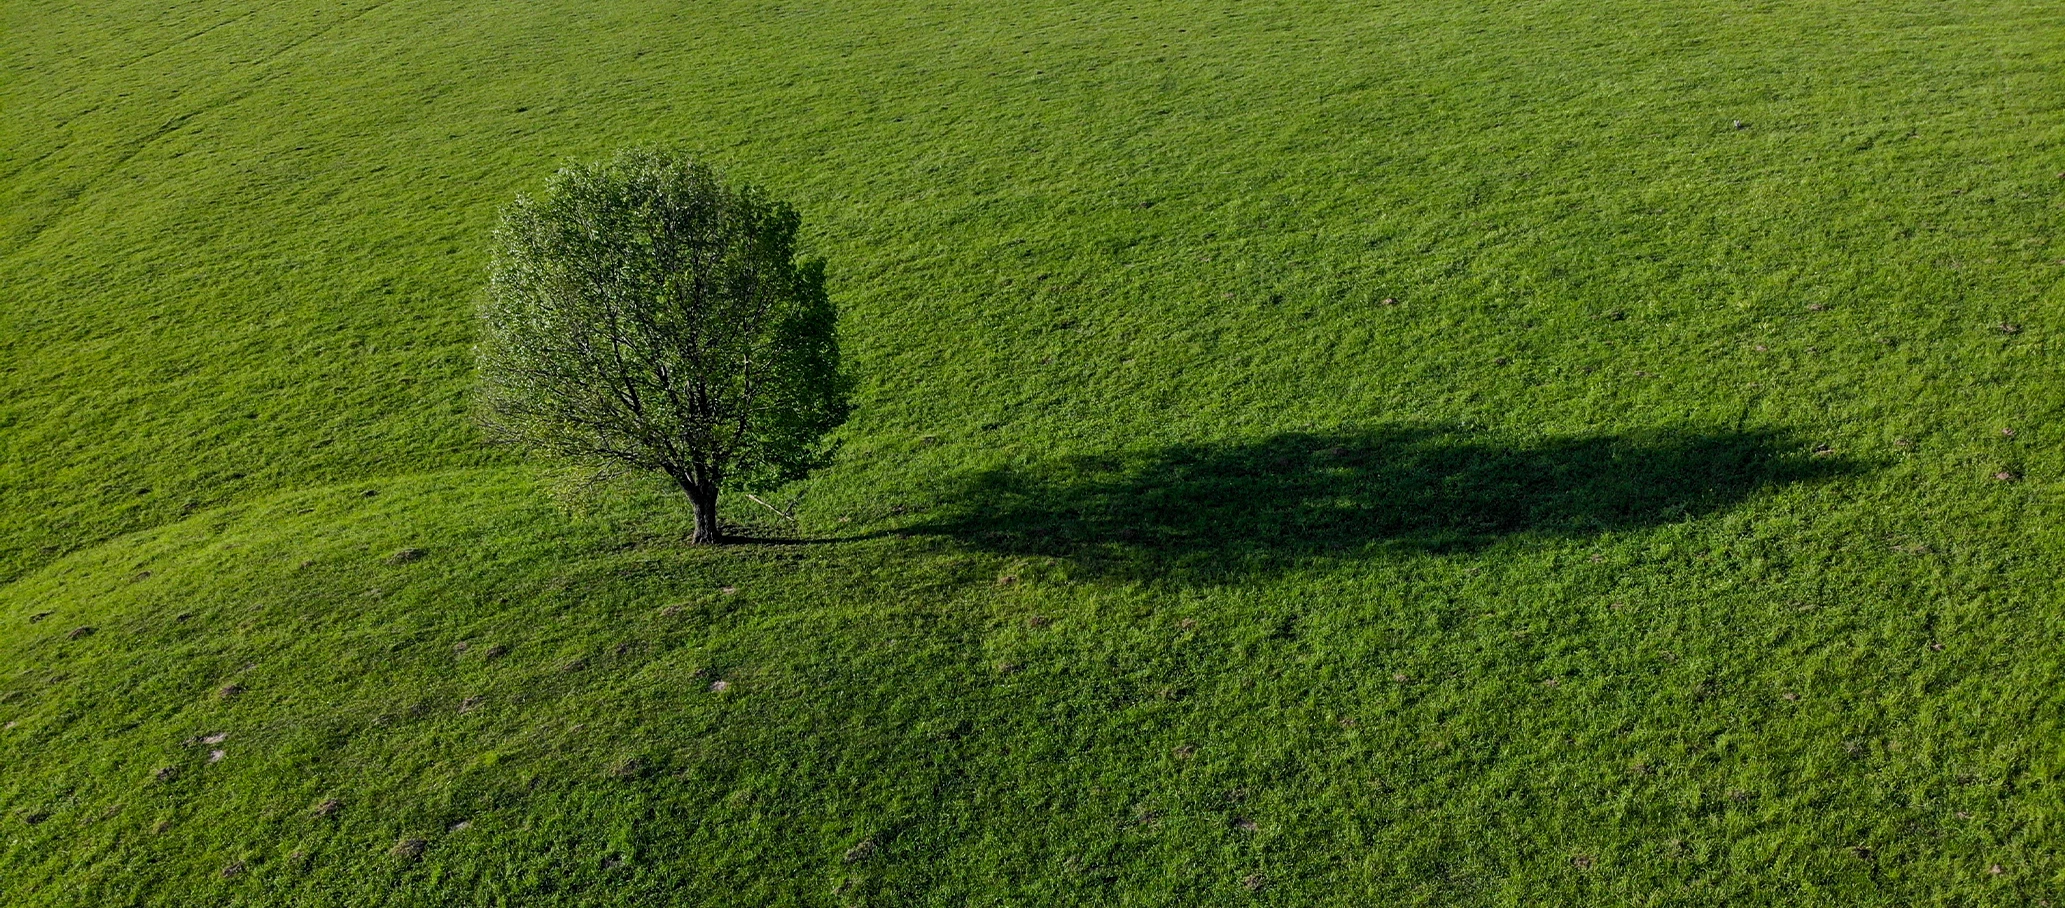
[3,0,2065,904]
[478,148,850,540]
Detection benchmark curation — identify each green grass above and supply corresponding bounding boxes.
[4,0,2064,902]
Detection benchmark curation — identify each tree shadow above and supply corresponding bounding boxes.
[906,425,1865,581]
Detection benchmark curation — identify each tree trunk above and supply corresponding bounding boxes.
[687,483,722,544]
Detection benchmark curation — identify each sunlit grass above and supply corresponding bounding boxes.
[3,0,2063,902]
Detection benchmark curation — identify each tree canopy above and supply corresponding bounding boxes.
[476,148,852,542]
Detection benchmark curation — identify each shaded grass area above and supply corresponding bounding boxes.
[3,0,2065,902]
[4,465,2058,905]
[914,426,1864,577]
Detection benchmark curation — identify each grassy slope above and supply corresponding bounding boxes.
[3,0,2063,903]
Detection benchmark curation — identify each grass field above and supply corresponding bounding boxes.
[4,0,2064,903]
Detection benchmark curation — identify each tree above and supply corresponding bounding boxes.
[476,148,852,544]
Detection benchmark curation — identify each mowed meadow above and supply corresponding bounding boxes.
[3,0,2064,903]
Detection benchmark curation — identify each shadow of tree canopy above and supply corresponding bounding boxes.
[906,426,1864,581]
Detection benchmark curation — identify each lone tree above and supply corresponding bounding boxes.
[477,148,852,543]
